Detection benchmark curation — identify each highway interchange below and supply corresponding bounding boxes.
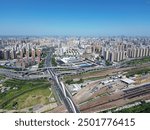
[44,49,80,113]
[0,49,80,113]
[1,48,150,113]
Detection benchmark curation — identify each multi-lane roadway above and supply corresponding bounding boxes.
[47,68,80,113]
[45,49,80,113]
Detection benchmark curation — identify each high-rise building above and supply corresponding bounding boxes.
[85,46,92,54]
[143,48,146,57]
[127,48,131,58]
[119,51,123,61]
[145,48,149,56]
[104,50,110,61]
[20,49,23,59]
[140,48,144,57]
[114,51,119,62]
[123,51,127,60]
[148,47,150,56]
[0,50,3,59]
[36,49,41,64]
[109,51,115,62]
[4,50,10,60]
[26,49,29,60]
[10,49,17,59]
[136,48,140,58]
[31,48,35,62]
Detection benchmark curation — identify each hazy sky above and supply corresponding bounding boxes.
[0,0,150,36]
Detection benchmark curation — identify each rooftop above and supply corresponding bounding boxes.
[121,78,135,84]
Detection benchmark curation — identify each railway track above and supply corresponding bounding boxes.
[123,84,150,99]
[80,83,150,112]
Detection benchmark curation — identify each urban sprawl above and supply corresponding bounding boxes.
[0,36,150,113]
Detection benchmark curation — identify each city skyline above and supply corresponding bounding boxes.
[0,0,150,36]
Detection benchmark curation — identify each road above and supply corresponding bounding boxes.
[0,69,49,80]
[45,49,80,113]
[47,68,80,113]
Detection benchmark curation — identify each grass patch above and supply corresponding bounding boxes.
[65,78,84,85]
[84,76,105,81]
[116,102,150,113]
[38,59,45,68]
[4,87,52,110]
[126,67,150,77]
[63,68,104,80]
[0,66,7,69]
[126,57,150,65]
[0,75,5,80]
[0,79,51,109]
[96,92,109,98]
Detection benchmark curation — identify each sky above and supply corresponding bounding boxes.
[0,0,150,36]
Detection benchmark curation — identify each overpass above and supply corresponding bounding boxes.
[47,68,80,113]
[45,49,80,113]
